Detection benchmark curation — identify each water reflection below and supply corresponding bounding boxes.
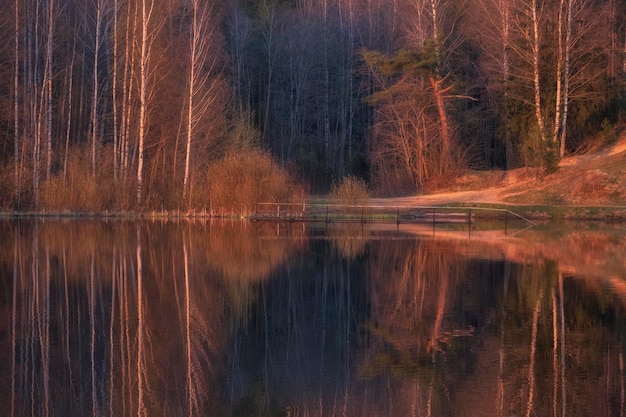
[1,219,625,416]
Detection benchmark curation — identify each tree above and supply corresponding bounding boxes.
[468,0,516,168]
[137,0,155,205]
[182,0,226,203]
[363,45,462,190]
[89,0,106,178]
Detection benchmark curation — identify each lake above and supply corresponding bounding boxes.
[1,218,626,416]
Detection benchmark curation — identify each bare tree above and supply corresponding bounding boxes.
[137,0,157,205]
[13,0,20,206]
[90,0,106,178]
[182,0,224,203]
[258,0,281,145]
[555,0,603,157]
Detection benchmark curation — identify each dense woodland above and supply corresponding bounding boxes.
[0,0,625,210]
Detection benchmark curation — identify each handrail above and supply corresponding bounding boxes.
[252,203,536,226]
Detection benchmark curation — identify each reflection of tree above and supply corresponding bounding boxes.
[2,221,626,416]
[0,219,302,416]
[360,236,626,417]
[361,238,475,415]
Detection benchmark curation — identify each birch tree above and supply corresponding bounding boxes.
[182,0,225,203]
[90,0,106,178]
[554,0,603,157]
[137,0,156,206]
[13,0,20,205]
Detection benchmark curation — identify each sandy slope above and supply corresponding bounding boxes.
[370,136,626,207]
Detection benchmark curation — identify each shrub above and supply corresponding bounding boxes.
[205,149,304,215]
[330,175,369,205]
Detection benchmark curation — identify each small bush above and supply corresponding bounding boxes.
[330,175,369,205]
[601,118,617,145]
[205,149,303,215]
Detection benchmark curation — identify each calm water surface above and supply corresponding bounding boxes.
[1,218,626,416]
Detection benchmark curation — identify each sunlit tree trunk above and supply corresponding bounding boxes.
[112,0,120,180]
[183,0,222,204]
[91,0,104,178]
[501,0,513,168]
[45,0,54,183]
[183,0,199,202]
[321,0,331,169]
[554,0,564,150]
[121,1,138,179]
[530,0,546,142]
[430,75,452,173]
[29,0,42,207]
[557,0,573,158]
[14,0,20,206]
[137,0,152,206]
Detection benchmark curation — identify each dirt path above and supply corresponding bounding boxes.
[369,188,510,207]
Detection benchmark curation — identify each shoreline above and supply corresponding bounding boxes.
[2,201,626,222]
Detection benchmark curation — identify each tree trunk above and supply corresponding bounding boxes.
[531,0,546,141]
[14,0,20,206]
[430,75,452,174]
[63,38,76,181]
[112,0,119,180]
[137,0,150,206]
[183,0,198,202]
[558,0,573,158]
[91,0,102,179]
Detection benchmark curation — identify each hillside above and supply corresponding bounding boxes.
[370,134,626,211]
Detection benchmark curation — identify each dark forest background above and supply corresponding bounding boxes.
[0,0,625,210]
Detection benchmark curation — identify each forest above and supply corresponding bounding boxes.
[0,0,625,211]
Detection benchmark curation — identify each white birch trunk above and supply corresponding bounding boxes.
[183,0,199,201]
[554,0,565,143]
[137,0,150,205]
[531,0,546,141]
[112,0,119,180]
[558,0,573,158]
[91,0,102,178]
[45,0,54,182]
[14,0,20,205]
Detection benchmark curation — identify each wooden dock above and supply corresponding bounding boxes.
[251,203,535,226]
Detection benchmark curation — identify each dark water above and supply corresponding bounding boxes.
[1,219,626,417]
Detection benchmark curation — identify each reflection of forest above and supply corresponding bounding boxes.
[231,227,626,417]
[0,219,304,416]
[368,236,626,417]
[1,220,625,416]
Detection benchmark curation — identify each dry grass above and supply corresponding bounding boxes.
[330,175,369,205]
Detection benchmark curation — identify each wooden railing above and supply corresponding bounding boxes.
[252,203,536,227]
